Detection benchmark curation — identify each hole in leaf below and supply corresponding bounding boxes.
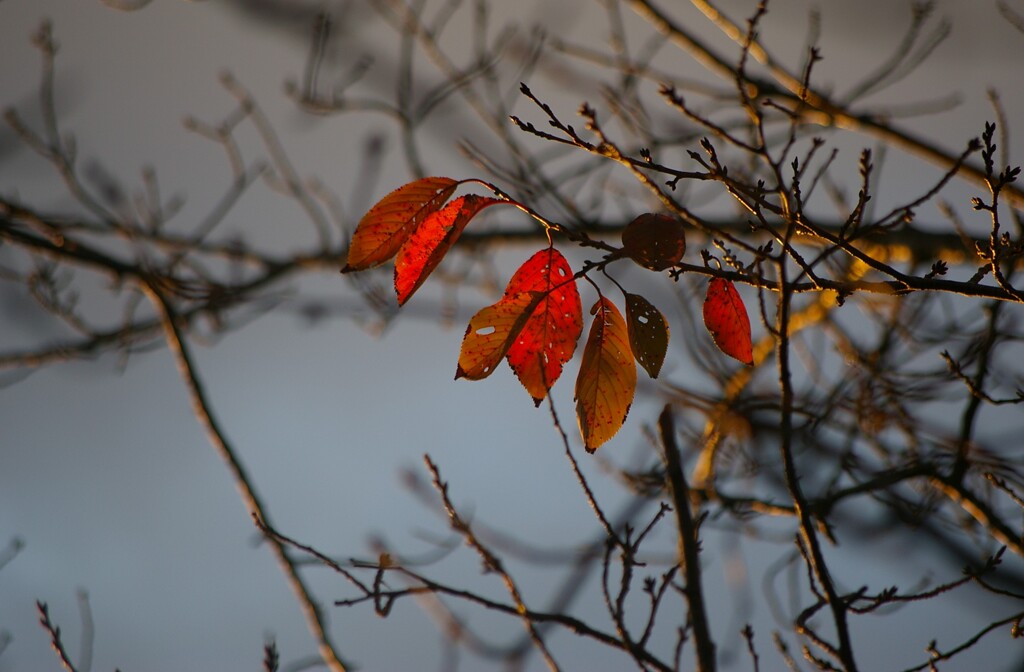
[476,326,496,336]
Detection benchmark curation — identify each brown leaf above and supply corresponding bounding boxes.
[624,292,669,378]
[455,291,540,380]
[621,213,686,272]
[575,298,636,452]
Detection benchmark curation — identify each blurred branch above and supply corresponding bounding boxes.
[98,0,154,10]
[658,406,716,672]
[0,537,23,572]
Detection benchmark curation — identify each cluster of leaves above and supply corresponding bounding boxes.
[342,176,752,450]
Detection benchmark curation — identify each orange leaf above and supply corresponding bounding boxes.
[504,248,583,405]
[575,298,637,452]
[703,278,753,366]
[455,291,540,381]
[620,213,686,271]
[342,177,458,273]
[394,194,500,305]
[624,292,669,379]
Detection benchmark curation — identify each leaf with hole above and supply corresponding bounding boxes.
[342,177,458,273]
[455,291,541,381]
[394,194,501,305]
[703,278,753,366]
[621,213,686,271]
[504,248,583,405]
[575,298,636,452]
[624,292,669,378]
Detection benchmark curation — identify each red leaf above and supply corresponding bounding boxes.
[621,213,686,271]
[342,177,458,273]
[394,194,500,305]
[455,291,540,381]
[575,298,637,452]
[504,248,583,405]
[624,292,669,379]
[703,278,753,366]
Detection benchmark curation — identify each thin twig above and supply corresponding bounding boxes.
[36,601,79,672]
[424,454,562,672]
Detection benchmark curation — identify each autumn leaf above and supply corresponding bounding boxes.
[504,248,583,405]
[342,177,458,273]
[575,298,637,452]
[455,291,540,381]
[455,248,582,402]
[703,278,753,366]
[394,194,501,305]
[624,292,669,379]
[620,213,686,271]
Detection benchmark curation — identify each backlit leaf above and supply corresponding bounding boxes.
[394,194,501,305]
[342,177,458,272]
[504,248,583,405]
[455,291,540,381]
[575,298,636,452]
[624,292,669,379]
[703,278,753,366]
[621,213,686,271]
